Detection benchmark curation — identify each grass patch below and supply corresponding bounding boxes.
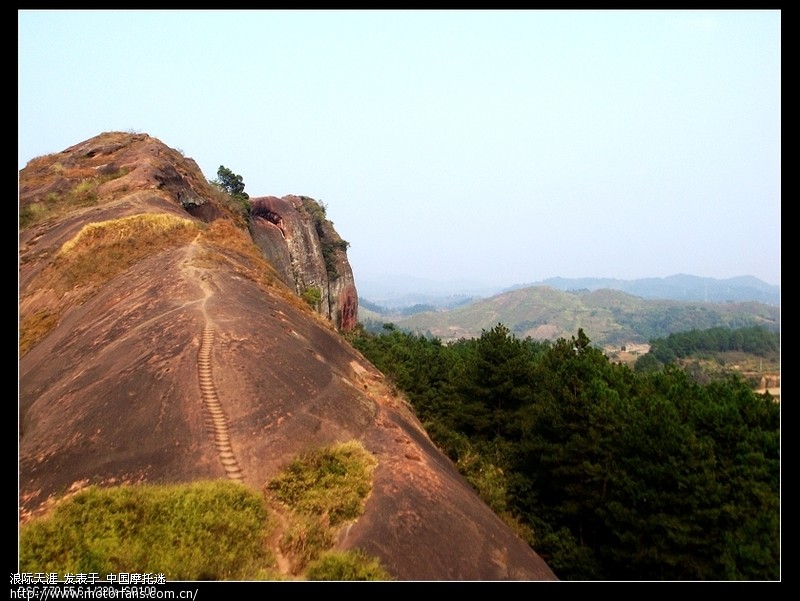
[198,218,263,261]
[197,218,282,288]
[265,440,388,579]
[306,550,392,581]
[19,198,56,230]
[266,440,376,527]
[51,213,198,291]
[278,514,334,573]
[458,449,509,515]
[19,309,59,357]
[20,169,129,230]
[205,184,250,229]
[19,481,275,581]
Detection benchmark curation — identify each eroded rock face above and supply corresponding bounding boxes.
[249,195,358,331]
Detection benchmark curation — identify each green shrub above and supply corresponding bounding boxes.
[266,440,376,527]
[301,287,323,309]
[210,166,250,220]
[306,550,391,581]
[321,245,340,280]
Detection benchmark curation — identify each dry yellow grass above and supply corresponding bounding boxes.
[20,213,200,357]
[20,167,131,230]
[19,309,59,357]
[53,213,198,290]
[58,213,195,255]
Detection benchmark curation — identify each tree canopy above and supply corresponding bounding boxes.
[213,165,249,201]
[347,324,780,580]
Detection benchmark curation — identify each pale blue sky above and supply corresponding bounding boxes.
[18,10,781,287]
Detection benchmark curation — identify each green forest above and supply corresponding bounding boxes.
[637,326,780,368]
[346,324,780,580]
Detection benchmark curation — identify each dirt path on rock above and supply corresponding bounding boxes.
[181,239,297,578]
[197,324,244,482]
[182,239,244,482]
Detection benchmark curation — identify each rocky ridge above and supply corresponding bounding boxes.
[18,131,557,580]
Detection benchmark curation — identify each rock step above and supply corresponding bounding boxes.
[198,324,244,482]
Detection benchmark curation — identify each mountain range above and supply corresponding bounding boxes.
[509,274,780,306]
[358,273,780,309]
[392,286,780,348]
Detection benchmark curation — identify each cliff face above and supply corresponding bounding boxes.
[249,195,358,331]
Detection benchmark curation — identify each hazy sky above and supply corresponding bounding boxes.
[18,10,781,287]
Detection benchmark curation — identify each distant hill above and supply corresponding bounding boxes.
[396,286,780,347]
[359,274,779,318]
[506,274,780,306]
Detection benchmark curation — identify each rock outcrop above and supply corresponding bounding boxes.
[19,131,357,332]
[249,195,358,331]
[18,131,557,580]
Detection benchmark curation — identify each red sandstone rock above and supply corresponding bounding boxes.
[18,132,556,581]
